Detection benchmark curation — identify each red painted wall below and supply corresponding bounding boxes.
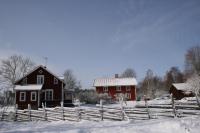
[96,85,136,101]
[15,66,63,109]
[169,86,194,100]
[16,91,38,109]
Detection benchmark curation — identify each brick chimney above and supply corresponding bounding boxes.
[115,74,119,78]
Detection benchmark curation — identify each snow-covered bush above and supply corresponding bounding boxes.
[77,89,99,104]
[187,74,200,107]
[98,93,112,104]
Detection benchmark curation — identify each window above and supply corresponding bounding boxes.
[126,86,131,91]
[22,77,27,85]
[20,92,26,101]
[103,86,108,92]
[45,89,53,101]
[31,92,37,101]
[54,77,58,84]
[126,93,131,99]
[37,75,44,84]
[116,86,121,91]
[39,69,43,74]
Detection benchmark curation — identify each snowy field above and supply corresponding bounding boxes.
[0,117,200,133]
[1,97,200,133]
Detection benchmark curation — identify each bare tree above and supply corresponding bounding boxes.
[187,74,200,107]
[145,69,154,99]
[63,69,81,91]
[164,67,184,90]
[185,46,200,76]
[121,68,136,78]
[140,69,163,99]
[0,55,35,91]
[0,55,35,105]
[152,76,163,98]
[141,69,154,99]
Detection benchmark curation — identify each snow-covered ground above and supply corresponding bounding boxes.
[1,98,199,133]
[0,117,200,133]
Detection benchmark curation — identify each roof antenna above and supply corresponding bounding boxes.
[44,57,48,68]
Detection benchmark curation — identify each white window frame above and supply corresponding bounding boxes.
[45,89,53,101]
[37,75,44,84]
[20,92,26,102]
[54,77,58,84]
[126,86,131,91]
[103,86,108,92]
[31,92,37,101]
[116,86,121,91]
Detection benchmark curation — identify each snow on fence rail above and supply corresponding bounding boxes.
[1,96,200,122]
[0,103,127,122]
[134,95,200,119]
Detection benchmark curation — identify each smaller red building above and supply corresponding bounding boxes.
[169,83,194,100]
[94,75,137,101]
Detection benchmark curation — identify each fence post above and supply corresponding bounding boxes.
[61,102,65,120]
[120,97,125,121]
[100,99,103,121]
[76,103,81,122]
[1,107,5,121]
[28,104,31,121]
[171,94,177,118]
[14,104,18,121]
[42,103,47,121]
[78,100,81,121]
[144,96,151,119]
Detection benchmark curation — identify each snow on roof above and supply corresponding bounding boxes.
[172,83,190,91]
[58,76,64,80]
[14,84,43,91]
[93,77,137,87]
[15,65,65,84]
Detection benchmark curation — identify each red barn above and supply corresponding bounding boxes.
[169,83,194,100]
[94,75,137,101]
[14,65,73,109]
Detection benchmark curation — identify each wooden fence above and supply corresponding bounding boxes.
[0,102,127,122]
[1,96,200,122]
[133,95,200,119]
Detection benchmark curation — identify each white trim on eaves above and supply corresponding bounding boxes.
[15,65,65,84]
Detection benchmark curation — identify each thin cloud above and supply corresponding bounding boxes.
[111,0,200,52]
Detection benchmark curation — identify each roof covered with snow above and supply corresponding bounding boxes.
[93,77,137,87]
[172,83,190,91]
[15,65,65,84]
[14,84,43,91]
[58,76,64,80]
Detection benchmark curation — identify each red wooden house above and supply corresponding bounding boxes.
[94,75,137,101]
[14,65,73,109]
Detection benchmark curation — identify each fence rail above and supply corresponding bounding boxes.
[1,97,200,122]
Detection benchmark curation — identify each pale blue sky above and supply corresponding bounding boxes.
[0,0,200,88]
